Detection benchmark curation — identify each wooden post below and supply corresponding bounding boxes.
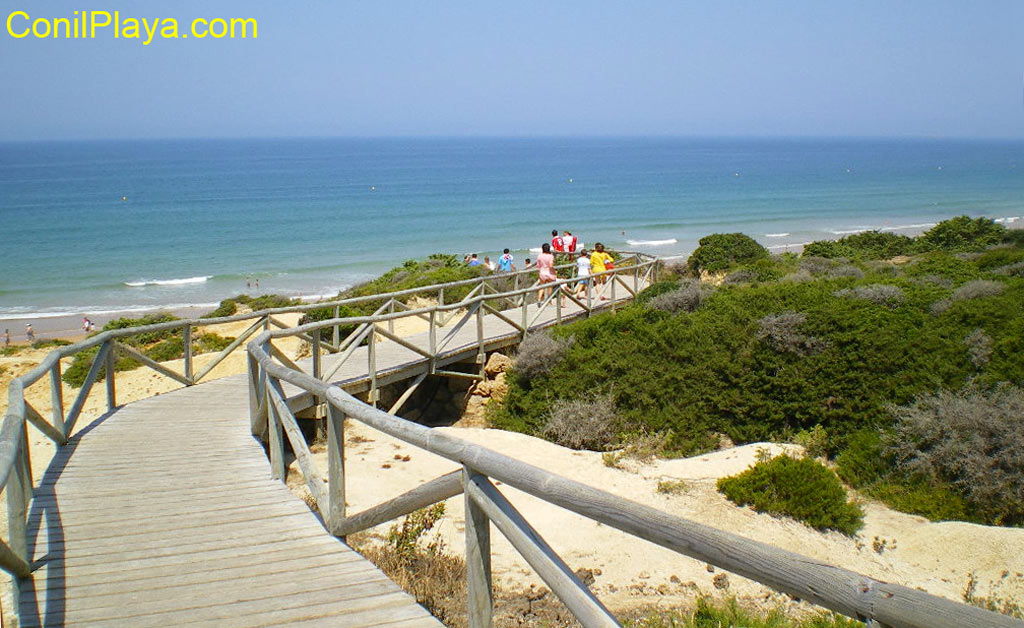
[50,362,65,439]
[555,287,562,323]
[327,404,346,537]
[388,300,396,335]
[429,309,437,374]
[464,467,493,628]
[476,303,485,376]
[587,280,593,315]
[368,327,377,407]
[267,380,285,481]
[438,286,445,308]
[520,293,528,338]
[183,323,193,383]
[610,275,617,313]
[105,341,116,410]
[5,436,29,591]
[333,305,341,347]
[247,352,261,433]
[312,333,322,380]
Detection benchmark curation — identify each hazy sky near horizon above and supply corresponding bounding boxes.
[2,1,1022,140]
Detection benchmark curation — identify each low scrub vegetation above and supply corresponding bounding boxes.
[625,597,862,628]
[490,215,1024,524]
[300,254,490,341]
[62,313,234,387]
[717,454,864,535]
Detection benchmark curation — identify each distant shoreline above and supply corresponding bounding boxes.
[3,219,1021,345]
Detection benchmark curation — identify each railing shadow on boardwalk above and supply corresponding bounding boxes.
[18,408,118,626]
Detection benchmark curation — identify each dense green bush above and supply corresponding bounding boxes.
[687,233,768,274]
[203,298,239,318]
[917,215,1006,252]
[803,231,916,260]
[247,294,301,311]
[717,454,864,535]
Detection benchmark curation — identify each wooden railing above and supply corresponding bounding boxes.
[0,253,656,602]
[245,272,1022,628]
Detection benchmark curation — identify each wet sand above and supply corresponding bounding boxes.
[0,306,212,344]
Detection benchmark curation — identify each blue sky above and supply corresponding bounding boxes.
[2,1,1022,140]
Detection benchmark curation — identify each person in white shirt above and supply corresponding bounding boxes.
[574,249,591,300]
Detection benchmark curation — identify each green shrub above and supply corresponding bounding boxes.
[975,247,1024,271]
[833,284,904,307]
[203,298,239,318]
[31,338,73,350]
[647,281,708,313]
[636,280,683,305]
[687,233,768,274]
[717,454,864,535]
[793,424,829,458]
[917,215,1006,252]
[803,231,915,261]
[246,294,300,311]
[626,597,863,628]
[513,331,574,383]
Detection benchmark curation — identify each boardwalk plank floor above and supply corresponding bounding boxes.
[18,277,646,626]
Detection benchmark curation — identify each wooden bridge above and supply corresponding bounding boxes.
[1,255,1020,628]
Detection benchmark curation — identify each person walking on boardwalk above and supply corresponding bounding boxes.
[590,243,614,297]
[574,249,592,300]
[536,243,557,302]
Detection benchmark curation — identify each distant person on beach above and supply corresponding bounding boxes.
[524,258,532,269]
[246,276,251,289]
[483,256,496,271]
[536,243,557,302]
[467,254,481,267]
[563,231,577,253]
[255,278,259,290]
[551,230,565,253]
[25,323,35,342]
[3,329,9,348]
[497,249,515,272]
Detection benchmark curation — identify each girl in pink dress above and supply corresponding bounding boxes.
[535,243,557,302]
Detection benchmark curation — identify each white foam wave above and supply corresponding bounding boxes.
[995,216,1021,224]
[626,238,678,247]
[764,233,790,238]
[124,275,213,287]
[879,222,936,232]
[766,241,813,251]
[828,228,870,235]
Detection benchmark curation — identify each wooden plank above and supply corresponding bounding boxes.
[464,468,493,628]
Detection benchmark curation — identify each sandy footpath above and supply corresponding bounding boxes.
[300,422,1024,616]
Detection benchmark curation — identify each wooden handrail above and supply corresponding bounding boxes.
[245,275,1023,628]
[0,253,655,615]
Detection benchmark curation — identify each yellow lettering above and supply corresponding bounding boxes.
[192,18,208,39]
[160,18,178,39]
[90,11,111,37]
[32,18,50,38]
[52,17,70,38]
[231,18,257,38]
[141,17,158,45]
[121,17,139,39]
[6,11,29,38]
[207,18,226,38]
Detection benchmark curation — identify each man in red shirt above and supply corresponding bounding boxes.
[550,230,565,253]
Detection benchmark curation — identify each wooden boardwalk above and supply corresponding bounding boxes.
[19,281,646,626]
[21,376,442,627]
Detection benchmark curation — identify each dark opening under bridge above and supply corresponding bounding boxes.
[0,255,1019,628]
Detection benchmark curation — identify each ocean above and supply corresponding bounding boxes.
[1,137,1022,319]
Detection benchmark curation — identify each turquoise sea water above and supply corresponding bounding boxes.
[1,137,1022,318]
